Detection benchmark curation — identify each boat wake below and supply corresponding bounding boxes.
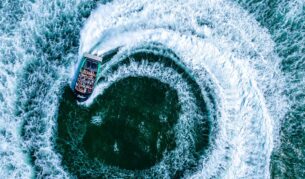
[1,0,303,178]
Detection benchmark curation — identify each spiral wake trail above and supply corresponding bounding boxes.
[236,0,305,178]
[0,0,303,178]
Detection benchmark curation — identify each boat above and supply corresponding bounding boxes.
[71,53,102,102]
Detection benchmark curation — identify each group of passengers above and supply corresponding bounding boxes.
[75,68,96,93]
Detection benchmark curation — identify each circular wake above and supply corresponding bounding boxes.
[73,0,286,177]
[1,0,296,178]
[57,45,213,178]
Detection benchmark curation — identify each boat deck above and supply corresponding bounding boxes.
[75,60,98,94]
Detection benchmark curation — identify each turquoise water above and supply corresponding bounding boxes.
[0,0,304,178]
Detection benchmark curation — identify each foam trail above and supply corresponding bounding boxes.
[79,0,287,178]
[0,0,293,178]
[235,0,305,177]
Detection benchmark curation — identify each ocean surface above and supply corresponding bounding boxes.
[0,0,304,178]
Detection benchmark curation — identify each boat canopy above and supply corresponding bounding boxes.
[84,53,103,63]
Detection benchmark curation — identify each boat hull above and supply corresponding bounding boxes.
[71,54,102,102]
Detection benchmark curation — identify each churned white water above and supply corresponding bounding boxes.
[80,0,287,178]
[0,0,294,178]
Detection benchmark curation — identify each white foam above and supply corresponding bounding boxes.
[0,0,82,178]
[0,0,289,178]
[91,114,105,126]
[80,0,288,178]
[0,1,36,178]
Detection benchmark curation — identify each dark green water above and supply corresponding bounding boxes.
[57,76,179,171]
[56,49,211,177]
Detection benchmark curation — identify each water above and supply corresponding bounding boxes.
[57,77,180,172]
[0,0,304,178]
